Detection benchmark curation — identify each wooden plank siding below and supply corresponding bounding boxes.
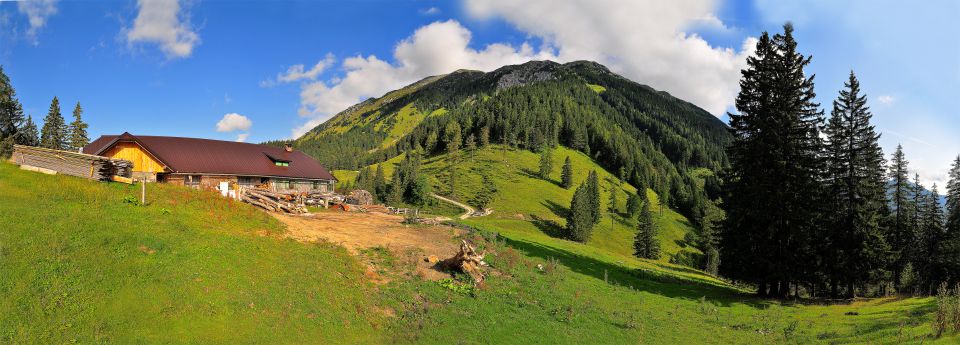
[101,141,166,173]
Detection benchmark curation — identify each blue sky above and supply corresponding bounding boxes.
[1,0,957,186]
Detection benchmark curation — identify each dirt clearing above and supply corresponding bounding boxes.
[273,211,466,281]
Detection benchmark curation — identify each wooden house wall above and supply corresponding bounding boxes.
[102,142,166,173]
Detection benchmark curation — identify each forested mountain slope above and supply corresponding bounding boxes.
[281,60,731,221]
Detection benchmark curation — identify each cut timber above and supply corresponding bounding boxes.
[111,175,134,184]
[239,187,308,214]
[440,240,486,283]
[11,145,133,181]
[20,164,57,175]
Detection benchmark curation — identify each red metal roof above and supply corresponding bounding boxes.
[83,133,336,181]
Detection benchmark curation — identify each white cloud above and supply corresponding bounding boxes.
[261,53,335,87]
[17,0,58,43]
[420,7,441,15]
[876,95,895,105]
[464,0,754,116]
[235,133,249,142]
[124,0,200,59]
[288,20,556,137]
[216,113,252,132]
[283,1,754,138]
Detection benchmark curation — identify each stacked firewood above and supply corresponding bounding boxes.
[441,240,487,283]
[345,189,374,205]
[11,145,133,181]
[239,188,308,214]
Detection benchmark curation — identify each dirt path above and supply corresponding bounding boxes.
[430,193,474,220]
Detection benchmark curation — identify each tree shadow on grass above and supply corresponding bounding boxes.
[499,236,769,308]
[519,167,564,188]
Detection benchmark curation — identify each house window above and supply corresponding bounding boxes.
[274,161,289,167]
[238,176,259,187]
[274,179,291,190]
[185,175,201,188]
[312,181,320,190]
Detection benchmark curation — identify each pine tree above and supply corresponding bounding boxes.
[936,157,960,285]
[447,161,458,196]
[424,131,438,154]
[387,168,404,206]
[0,65,25,157]
[445,121,461,155]
[566,181,594,242]
[17,115,39,147]
[464,134,476,151]
[917,185,946,292]
[40,97,69,150]
[626,191,643,218]
[471,172,498,210]
[887,144,914,287]
[479,126,490,147]
[608,179,619,214]
[68,102,89,151]
[633,201,660,259]
[822,71,890,297]
[720,24,825,298]
[373,164,386,202]
[560,156,573,189]
[539,148,553,180]
[587,170,601,224]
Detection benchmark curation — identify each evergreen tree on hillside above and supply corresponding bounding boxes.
[471,172,498,210]
[444,121,461,155]
[539,148,553,180]
[912,173,925,238]
[387,168,404,206]
[17,115,39,147]
[373,164,386,201]
[560,156,573,189]
[633,201,660,260]
[40,97,69,150]
[627,191,642,218]
[608,179,620,214]
[479,126,490,147]
[936,157,960,285]
[822,71,890,298]
[424,131,438,153]
[587,170,601,224]
[917,185,946,292]
[464,134,476,151]
[68,102,89,151]
[720,24,825,298]
[887,144,914,287]
[566,181,594,242]
[0,66,25,157]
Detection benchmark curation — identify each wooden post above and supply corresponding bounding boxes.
[141,176,146,206]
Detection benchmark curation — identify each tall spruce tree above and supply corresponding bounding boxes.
[720,24,825,298]
[917,185,946,293]
[0,65,25,157]
[936,157,960,285]
[626,191,642,218]
[608,179,620,214]
[373,164,387,202]
[566,181,594,242]
[560,156,573,189]
[445,121,462,155]
[587,170,601,224]
[17,115,39,147]
[69,102,89,151]
[539,148,553,180]
[633,201,660,259]
[822,71,890,298]
[887,144,914,287]
[40,97,69,150]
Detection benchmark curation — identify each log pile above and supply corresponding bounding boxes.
[11,145,133,181]
[346,189,374,205]
[441,240,486,283]
[239,188,308,214]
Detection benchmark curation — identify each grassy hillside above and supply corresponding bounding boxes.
[369,145,701,265]
[0,163,386,343]
[1,162,952,343]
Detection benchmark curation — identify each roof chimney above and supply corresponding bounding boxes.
[284,143,293,152]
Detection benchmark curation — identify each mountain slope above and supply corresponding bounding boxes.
[286,60,731,221]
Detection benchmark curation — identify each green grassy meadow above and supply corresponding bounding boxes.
[0,161,953,344]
